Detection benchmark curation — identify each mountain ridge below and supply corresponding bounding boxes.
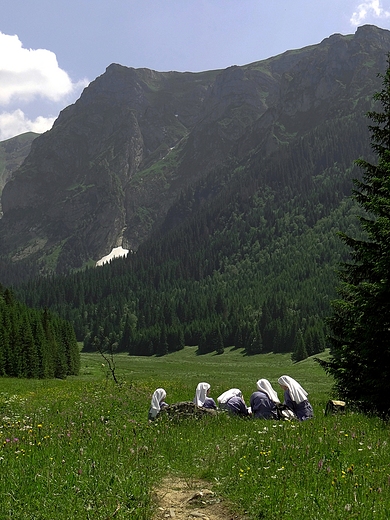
[0,24,388,281]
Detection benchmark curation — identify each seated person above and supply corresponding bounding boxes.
[217,388,250,417]
[278,375,314,421]
[148,388,169,421]
[193,382,217,409]
[250,379,279,420]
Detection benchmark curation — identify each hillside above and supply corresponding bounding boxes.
[3,25,389,356]
[0,132,38,215]
[0,25,387,280]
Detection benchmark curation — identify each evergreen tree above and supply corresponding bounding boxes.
[291,329,308,362]
[322,56,390,416]
[118,315,134,352]
[157,325,169,356]
[246,324,263,355]
[212,327,224,355]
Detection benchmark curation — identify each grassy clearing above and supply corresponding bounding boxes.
[0,348,389,519]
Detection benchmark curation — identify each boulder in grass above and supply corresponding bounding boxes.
[159,401,217,420]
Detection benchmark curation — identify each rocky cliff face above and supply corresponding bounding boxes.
[1,25,389,275]
[0,132,38,216]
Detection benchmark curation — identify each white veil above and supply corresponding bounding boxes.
[278,375,308,404]
[256,379,280,403]
[194,382,210,406]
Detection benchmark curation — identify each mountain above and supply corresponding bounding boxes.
[0,132,39,216]
[1,24,389,281]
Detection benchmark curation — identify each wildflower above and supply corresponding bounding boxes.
[318,459,324,470]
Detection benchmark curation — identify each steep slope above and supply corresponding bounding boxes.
[0,132,39,215]
[0,24,389,279]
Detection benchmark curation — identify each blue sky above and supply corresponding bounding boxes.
[1,0,390,140]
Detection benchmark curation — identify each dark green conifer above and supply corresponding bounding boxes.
[323,56,390,416]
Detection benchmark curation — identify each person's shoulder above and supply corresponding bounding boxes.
[204,397,217,408]
[251,390,265,398]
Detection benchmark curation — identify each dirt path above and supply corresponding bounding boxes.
[152,476,246,520]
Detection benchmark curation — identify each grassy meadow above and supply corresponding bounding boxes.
[1,347,390,519]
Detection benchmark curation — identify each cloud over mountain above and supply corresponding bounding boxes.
[0,31,88,140]
[350,0,390,26]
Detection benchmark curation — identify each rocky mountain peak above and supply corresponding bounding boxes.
[1,25,389,279]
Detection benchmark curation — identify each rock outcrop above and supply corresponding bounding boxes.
[0,132,38,216]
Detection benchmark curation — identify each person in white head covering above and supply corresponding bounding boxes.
[194,382,217,409]
[250,379,280,420]
[148,388,168,421]
[278,375,313,421]
[217,388,250,416]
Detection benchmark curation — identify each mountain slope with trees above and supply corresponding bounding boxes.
[0,25,388,281]
[2,25,390,357]
[16,110,368,357]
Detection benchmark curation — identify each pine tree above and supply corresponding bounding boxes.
[322,56,390,416]
[291,329,308,362]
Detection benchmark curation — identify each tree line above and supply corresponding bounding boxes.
[0,284,80,378]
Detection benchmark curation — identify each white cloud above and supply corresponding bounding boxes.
[351,0,390,26]
[0,110,55,141]
[0,31,87,105]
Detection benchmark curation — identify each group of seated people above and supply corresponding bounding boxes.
[148,375,314,422]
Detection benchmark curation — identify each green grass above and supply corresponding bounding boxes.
[1,348,389,519]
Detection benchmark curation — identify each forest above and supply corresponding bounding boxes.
[10,113,369,360]
[0,283,80,378]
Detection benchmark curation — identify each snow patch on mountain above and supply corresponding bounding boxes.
[96,246,129,266]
